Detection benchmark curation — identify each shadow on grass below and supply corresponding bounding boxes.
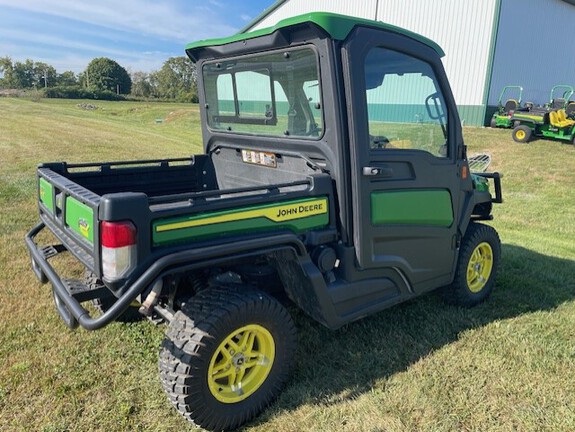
[255,244,575,421]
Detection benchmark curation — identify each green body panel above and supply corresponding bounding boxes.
[540,125,575,141]
[65,197,94,243]
[472,174,489,193]
[39,178,54,213]
[186,12,444,57]
[371,190,453,227]
[153,197,329,246]
[493,114,512,128]
[513,112,545,123]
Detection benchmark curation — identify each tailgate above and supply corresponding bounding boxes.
[37,166,100,271]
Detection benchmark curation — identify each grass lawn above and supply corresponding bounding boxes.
[1,98,574,432]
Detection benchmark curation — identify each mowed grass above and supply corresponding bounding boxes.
[1,98,574,432]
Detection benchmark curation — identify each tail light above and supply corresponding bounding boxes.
[101,220,137,280]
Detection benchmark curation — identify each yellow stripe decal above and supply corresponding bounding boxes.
[156,198,328,233]
[513,114,543,121]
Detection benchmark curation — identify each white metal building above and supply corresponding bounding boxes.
[243,0,575,126]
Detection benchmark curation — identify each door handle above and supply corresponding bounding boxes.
[363,166,393,177]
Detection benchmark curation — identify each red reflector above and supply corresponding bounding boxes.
[101,221,136,248]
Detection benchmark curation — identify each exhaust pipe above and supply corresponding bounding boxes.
[139,279,162,316]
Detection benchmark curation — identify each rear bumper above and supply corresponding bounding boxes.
[25,222,147,330]
[26,221,311,330]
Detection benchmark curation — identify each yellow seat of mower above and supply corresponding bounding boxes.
[549,111,572,128]
[557,109,575,126]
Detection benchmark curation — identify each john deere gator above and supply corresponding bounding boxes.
[26,12,503,431]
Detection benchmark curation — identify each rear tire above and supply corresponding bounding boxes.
[443,223,501,307]
[159,286,296,431]
[84,271,142,322]
[490,117,497,128]
[512,124,532,143]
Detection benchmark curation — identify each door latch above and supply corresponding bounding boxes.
[363,167,380,176]
[362,166,393,177]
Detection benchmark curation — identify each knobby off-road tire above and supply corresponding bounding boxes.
[159,286,296,431]
[444,223,501,307]
[84,271,142,322]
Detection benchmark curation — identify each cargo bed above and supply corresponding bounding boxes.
[27,150,335,329]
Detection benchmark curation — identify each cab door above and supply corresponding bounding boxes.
[342,27,464,291]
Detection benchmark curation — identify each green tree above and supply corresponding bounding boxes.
[33,62,58,88]
[130,71,153,98]
[151,56,197,101]
[0,57,60,89]
[12,59,36,88]
[83,57,132,94]
[0,57,16,88]
[57,71,78,86]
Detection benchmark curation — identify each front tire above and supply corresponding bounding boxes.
[159,287,296,431]
[444,223,501,307]
[512,124,532,143]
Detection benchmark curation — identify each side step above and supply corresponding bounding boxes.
[62,278,109,303]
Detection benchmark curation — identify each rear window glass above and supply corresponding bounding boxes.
[203,47,323,139]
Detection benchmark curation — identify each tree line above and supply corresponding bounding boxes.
[0,56,198,102]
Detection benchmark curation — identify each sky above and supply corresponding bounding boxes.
[0,0,274,74]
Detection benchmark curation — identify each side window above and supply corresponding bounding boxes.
[364,47,448,157]
[302,80,322,136]
[235,70,273,119]
[216,70,274,120]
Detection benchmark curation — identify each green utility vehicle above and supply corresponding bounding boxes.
[490,85,527,128]
[511,107,575,143]
[26,12,503,431]
[510,85,575,143]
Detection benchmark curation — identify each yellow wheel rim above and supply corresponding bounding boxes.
[208,324,275,403]
[515,129,526,140]
[466,242,494,293]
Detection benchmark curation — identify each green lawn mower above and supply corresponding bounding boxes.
[545,84,574,110]
[510,85,575,143]
[490,85,531,128]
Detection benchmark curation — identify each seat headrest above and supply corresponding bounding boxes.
[504,99,518,112]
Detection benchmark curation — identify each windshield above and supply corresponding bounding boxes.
[202,47,323,139]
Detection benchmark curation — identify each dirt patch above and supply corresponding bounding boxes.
[77,103,100,110]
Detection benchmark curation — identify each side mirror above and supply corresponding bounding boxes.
[425,92,444,120]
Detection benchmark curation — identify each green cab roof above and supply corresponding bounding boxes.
[185,12,444,57]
